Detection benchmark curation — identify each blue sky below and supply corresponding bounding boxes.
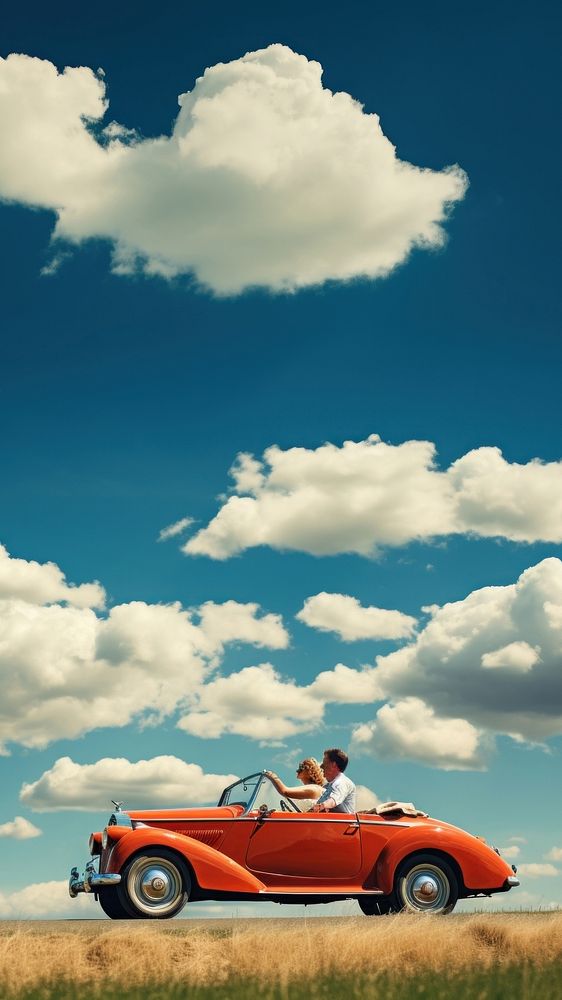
[1,0,561,916]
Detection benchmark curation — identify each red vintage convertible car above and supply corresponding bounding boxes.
[69,770,519,918]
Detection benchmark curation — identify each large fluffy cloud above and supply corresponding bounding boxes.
[179,659,387,741]
[351,558,562,768]
[183,435,562,558]
[0,46,466,295]
[20,756,237,812]
[0,544,105,608]
[178,664,325,741]
[21,755,380,815]
[352,698,489,770]
[372,558,562,742]
[297,592,417,641]
[0,543,289,753]
[0,880,94,918]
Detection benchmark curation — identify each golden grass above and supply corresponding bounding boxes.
[1,913,562,995]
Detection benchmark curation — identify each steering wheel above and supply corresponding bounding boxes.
[280,800,290,812]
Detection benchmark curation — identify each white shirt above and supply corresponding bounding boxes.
[316,772,356,813]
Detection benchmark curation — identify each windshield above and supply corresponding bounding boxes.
[218,772,300,814]
[218,773,262,810]
[252,775,300,814]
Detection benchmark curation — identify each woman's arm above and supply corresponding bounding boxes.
[264,773,323,800]
[280,785,323,800]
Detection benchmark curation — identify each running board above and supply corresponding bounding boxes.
[258,888,384,895]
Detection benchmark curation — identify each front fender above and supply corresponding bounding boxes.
[105,828,267,895]
[374,826,514,895]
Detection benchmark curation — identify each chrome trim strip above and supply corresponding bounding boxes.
[135,816,411,827]
[359,820,412,828]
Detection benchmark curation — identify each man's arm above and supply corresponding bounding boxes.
[310,775,347,812]
[310,796,335,813]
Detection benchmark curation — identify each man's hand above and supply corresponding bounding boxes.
[310,802,327,813]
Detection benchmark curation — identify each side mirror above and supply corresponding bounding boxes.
[257,804,273,822]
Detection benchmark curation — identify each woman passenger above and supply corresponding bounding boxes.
[264,758,326,805]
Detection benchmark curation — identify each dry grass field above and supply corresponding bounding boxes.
[2,913,562,999]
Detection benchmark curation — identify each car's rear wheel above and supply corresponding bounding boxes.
[97,887,131,919]
[391,854,458,914]
[118,848,191,919]
[358,896,392,916]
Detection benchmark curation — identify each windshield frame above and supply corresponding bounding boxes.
[217,771,301,814]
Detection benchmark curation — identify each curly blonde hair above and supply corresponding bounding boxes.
[298,757,325,787]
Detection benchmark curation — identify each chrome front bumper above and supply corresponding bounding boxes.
[506,875,520,888]
[69,860,122,898]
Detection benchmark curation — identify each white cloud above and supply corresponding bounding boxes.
[178,663,324,741]
[184,436,453,558]
[22,753,378,816]
[371,558,562,745]
[0,880,94,918]
[0,46,467,295]
[345,558,562,770]
[517,863,559,877]
[307,663,382,703]
[194,601,289,650]
[481,641,541,673]
[179,656,389,742]
[499,845,520,859]
[20,756,237,812]
[0,543,105,608]
[0,816,42,839]
[546,848,562,862]
[297,592,417,641]
[355,785,380,811]
[158,517,194,542]
[0,544,289,753]
[183,435,562,559]
[352,698,488,770]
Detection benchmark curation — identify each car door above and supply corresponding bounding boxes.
[245,812,362,879]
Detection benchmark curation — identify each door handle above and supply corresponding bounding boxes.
[344,823,360,834]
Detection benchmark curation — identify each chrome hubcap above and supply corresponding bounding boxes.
[411,874,439,903]
[140,868,170,900]
[402,865,449,911]
[127,857,184,915]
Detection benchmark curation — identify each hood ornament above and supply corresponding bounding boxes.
[111,800,124,812]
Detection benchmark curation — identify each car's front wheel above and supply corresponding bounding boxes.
[391,854,458,914]
[97,887,131,919]
[117,848,191,919]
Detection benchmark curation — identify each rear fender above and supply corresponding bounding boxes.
[373,828,513,894]
[106,828,266,895]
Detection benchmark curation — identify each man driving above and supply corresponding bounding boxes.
[309,748,356,813]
